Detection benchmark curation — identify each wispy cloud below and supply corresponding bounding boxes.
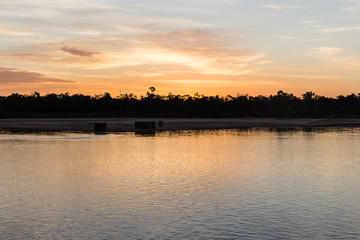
[254,73,341,79]
[61,45,100,61]
[139,29,266,75]
[0,66,73,84]
[300,19,360,33]
[264,4,301,10]
[321,26,360,32]
[303,47,360,71]
[275,36,296,40]
[80,29,266,77]
[312,47,343,55]
[300,20,319,24]
[340,4,360,12]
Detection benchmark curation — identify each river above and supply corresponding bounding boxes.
[1,128,360,239]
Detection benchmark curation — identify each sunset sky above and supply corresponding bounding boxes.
[1,0,360,97]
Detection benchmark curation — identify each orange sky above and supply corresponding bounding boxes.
[1,0,360,97]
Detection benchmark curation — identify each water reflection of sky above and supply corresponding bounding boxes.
[1,129,360,239]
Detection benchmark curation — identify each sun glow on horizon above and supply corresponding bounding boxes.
[0,0,360,97]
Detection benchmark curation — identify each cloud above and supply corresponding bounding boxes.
[301,21,360,33]
[313,47,343,55]
[80,29,266,78]
[321,26,360,32]
[61,45,99,59]
[254,73,341,79]
[341,5,360,12]
[300,20,319,24]
[0,66,73,84]
[264,4,301,10]
[275,36,296,40]
[303,47,360,71]
[141,29,266,75]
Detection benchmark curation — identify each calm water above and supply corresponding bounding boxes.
[1,128,360,239]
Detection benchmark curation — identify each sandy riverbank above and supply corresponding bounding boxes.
[1,118,360,132]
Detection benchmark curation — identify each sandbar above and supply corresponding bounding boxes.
[1,118,360,132]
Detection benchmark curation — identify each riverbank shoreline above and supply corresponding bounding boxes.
[1,118,360,132]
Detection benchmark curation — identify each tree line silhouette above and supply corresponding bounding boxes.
[1,87,360,118]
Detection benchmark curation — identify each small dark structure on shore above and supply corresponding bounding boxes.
[134,121,156,134]
[89,123,107,133]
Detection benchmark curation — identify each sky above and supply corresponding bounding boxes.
[1,0,360,97]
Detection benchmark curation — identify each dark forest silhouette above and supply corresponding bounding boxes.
[1,87,360,118]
